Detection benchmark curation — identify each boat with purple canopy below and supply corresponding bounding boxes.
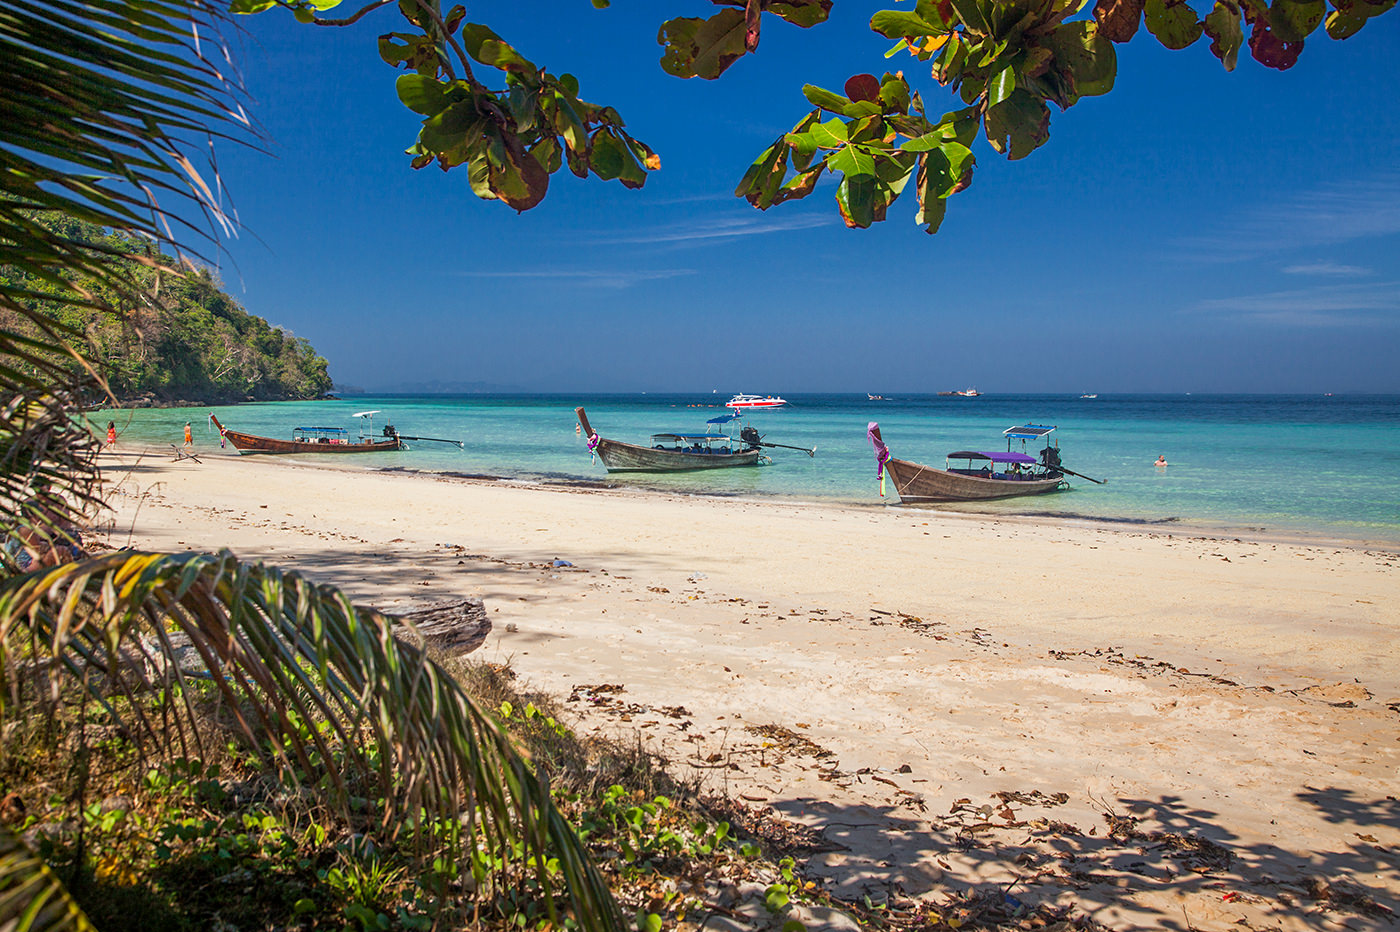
[868,423,1073,502]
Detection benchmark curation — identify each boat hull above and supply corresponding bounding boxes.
[595,438,762,472]
[885,457,1063,502]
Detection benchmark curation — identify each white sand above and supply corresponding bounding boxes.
[98,448,1400,930]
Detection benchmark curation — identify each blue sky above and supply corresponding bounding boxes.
[208,2,1400,394]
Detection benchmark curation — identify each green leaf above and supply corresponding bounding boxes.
[768,0,834,28]
[1046,20,1116,98]
[878,73,912,114]
[836,174,877,228]
[1269,0,1325,41]
[946,0,992,35]
[828,144,876,177]
[395,74,451,116]
[869,9,947,38]
[735,141,791,207]
[1204,0,1244,68]
[984,89,1050,159]
[418,101,482,153]
[810,118,851,147]
[802,84,855,114]
[1144,0,1204,48]
[987,64,1016,108]
[658,9,747,80]
[458,23,534,73]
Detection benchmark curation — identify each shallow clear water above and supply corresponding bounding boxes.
[91,393,1400,543]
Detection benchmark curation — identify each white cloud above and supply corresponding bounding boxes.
[1189,281,1400,327]
[1177,174,1400,263]
[1282,261,1371,277]
[600,211,832,245]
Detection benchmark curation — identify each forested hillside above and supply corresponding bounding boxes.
[0,211,332,404]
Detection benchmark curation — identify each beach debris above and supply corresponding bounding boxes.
[993,789,1069,808]
[743,724,833,760]
[687,572,708,582]
[551,558,574,567]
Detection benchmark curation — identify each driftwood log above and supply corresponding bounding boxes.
[130,598,491,682]
[388,597,491,656]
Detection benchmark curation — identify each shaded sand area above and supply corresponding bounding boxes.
[97,450,1398,930]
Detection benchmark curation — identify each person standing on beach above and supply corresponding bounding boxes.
[184,421,193,447]
[106,421,116,448]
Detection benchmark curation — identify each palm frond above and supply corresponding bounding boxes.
[0,825,97,932]
[0,550,622,929]
[0,0,257,553]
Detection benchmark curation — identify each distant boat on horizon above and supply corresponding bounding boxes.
[727,393,788,409]
[1080,393,1098,399]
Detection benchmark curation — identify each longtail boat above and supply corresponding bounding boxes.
[868,423,1077,503]
[209,412,402,454]
[575,407,764,472]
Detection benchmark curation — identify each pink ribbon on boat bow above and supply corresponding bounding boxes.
[867,422,889,478]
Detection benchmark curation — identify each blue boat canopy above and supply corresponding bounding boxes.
[948,451,1037,464]
[706,414,741,424]
[1004,424,1056,439]
[652,432,727,441]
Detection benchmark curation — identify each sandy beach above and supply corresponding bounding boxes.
[95,448,1398,930]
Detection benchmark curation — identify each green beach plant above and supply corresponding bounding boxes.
[0,1,620,927]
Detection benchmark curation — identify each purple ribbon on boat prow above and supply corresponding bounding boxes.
[586,433,599,452]
[867,422,889,478]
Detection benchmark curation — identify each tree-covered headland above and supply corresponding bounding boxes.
[0,212,332,405]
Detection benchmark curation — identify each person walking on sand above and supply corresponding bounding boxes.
[106,421,116,448]
[183,421,193,447]
[1155,454,1167,467]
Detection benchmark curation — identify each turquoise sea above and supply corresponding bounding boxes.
[91,393,1400,544]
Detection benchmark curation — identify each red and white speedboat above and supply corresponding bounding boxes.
[726,393,788,409]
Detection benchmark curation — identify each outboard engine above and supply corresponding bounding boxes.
[739,426,761,450]
[383,424,398,439]
[1039,445,1062,469]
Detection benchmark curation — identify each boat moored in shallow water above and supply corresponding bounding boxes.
[209,411,462,455]
[210,412,402,454]
[575,407,814,472]
[868,423,1083,502]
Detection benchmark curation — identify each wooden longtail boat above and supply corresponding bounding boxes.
[209,413,402,455]
[868,423,1068,503]
[575,407,763,472]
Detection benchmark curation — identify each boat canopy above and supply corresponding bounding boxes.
[652,432,726,441]
[707,414,741,424]
[947,451,1038,464]
[1004,424,1055,439]
[352,410,381,418]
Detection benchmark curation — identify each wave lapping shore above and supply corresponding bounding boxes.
[98,449,1400,932]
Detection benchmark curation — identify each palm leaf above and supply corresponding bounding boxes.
[0,825,97,932]
[0,550,622,928]
[1,0,257,531]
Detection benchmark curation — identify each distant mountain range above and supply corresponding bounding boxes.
[342,380,528,395]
